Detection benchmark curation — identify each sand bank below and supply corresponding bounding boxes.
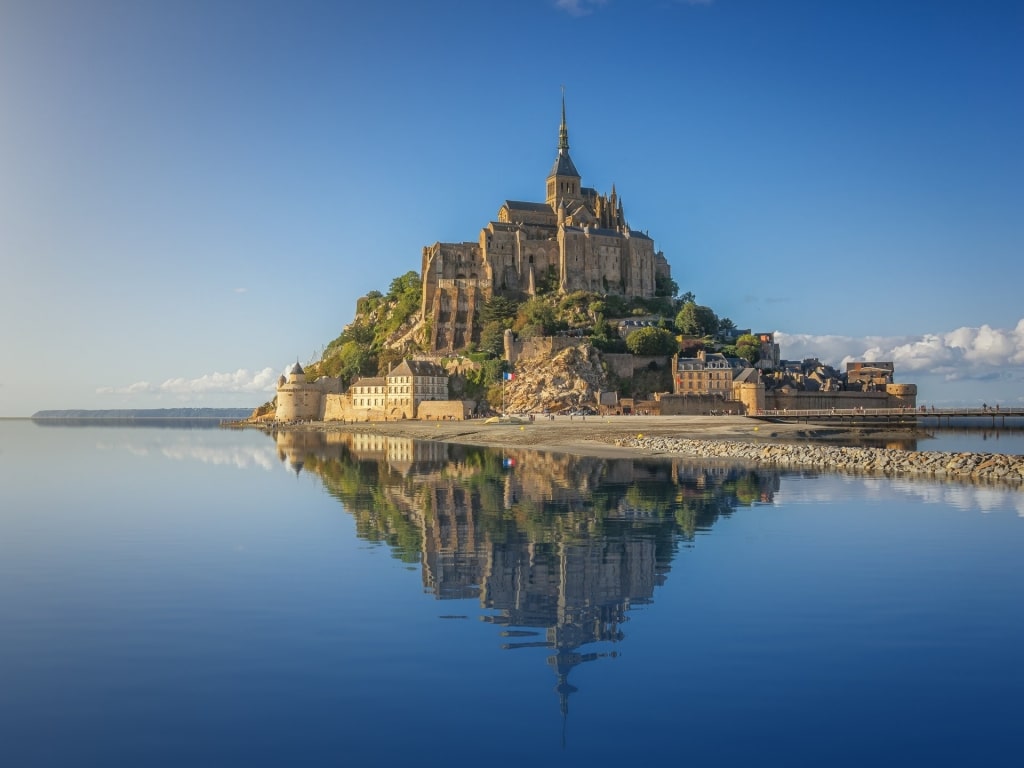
[271,415,900,459]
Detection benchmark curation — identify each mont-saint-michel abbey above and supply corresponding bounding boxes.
[272,98,917,422]
[421,99,671,353]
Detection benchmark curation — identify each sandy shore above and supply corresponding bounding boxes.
[273,415,906,459]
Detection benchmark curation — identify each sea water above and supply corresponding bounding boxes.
[1,420,1022,767]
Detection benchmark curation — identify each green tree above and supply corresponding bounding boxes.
[376,348,404,376]
[589,316,626,353]
[675,303,719,337]
[379,271,423,337]
[678,337,707,357]
[514,298,559,336]
[478,321,507,357]
[387,271,421,300]
[480,295,519,326]
[735,333,761,365]
[654,274,679,298]
[626,327,679,356]
[537,265,560,294]
[321,340,375,384]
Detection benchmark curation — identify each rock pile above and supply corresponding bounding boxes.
[614,436,1024,486]
[505,344,607,413]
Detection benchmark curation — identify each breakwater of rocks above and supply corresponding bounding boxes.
[613,436,1024,486]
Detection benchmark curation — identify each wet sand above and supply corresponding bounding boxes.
[275,415,902,459]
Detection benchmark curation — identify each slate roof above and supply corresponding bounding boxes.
[549,151,580,178]
[388,360,447,378]
[504,200,554,213]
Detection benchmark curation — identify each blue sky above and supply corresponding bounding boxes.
[1,0,1021,415]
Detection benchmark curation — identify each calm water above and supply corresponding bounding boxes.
[2,420,1023,767]
[917,425,1024,454]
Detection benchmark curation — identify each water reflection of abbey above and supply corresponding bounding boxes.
[273,430,778,715]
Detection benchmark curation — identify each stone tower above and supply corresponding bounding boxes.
[545,92,581,209]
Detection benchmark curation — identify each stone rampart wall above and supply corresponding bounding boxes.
[324,395,390,422]
[418,400,473,421]
[505,335,583,365]
[658,393,744,416]
[325,394,471,422]
[764,389,916,411]
[602,353,669,379]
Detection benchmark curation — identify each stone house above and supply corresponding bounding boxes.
[385,360,449,420]
[672,351,734,398]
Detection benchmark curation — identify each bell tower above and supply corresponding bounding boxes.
[545,90,581,209]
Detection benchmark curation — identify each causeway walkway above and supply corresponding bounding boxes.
[751,406,1024,428]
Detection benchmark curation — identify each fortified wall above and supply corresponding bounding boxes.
[764,384,917,412]
[274,363,344,421]
[657,383,915,417]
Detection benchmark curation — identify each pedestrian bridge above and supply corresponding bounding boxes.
[750,407,1024,428]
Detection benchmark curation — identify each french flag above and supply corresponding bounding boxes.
[503,371,515,381]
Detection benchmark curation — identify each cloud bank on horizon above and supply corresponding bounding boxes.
[776,318,1024,385]
[96,319,1024,403]
[97,367,279,397]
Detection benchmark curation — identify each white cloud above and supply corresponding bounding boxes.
[554,0,608,16]
[774,318,1024,382]
[555,0,708,11]
[98,367,278,396]
[777,475,1024,517]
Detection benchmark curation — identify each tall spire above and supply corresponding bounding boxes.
[547,86,580,208]
[558,86,569,153]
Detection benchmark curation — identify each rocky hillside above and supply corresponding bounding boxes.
[502,344,609,413]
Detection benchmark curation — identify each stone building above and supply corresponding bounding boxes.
[672,351,734,398]
[320,359,458,422]
[274,362,344,421]
[385,360,449,420]
[846,361,895,390]
[349,376,387,409]
[755,332,781,370]
[421,97,673,353]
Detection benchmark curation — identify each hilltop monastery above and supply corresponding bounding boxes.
[421,98,673,353]
[272,101,916,422]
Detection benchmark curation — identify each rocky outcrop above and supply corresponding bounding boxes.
[504,343,608,414]
[614,436,1024,486]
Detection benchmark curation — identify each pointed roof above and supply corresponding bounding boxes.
[548,91,580,179]
[387,359,447,378]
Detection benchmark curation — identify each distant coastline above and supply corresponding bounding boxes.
[31,408,253,420]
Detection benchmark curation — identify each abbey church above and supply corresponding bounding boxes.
[421,99,673,353]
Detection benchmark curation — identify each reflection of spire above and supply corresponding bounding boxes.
[556,669,576,748]
[282,432,782,733]
[548,648,610,748]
